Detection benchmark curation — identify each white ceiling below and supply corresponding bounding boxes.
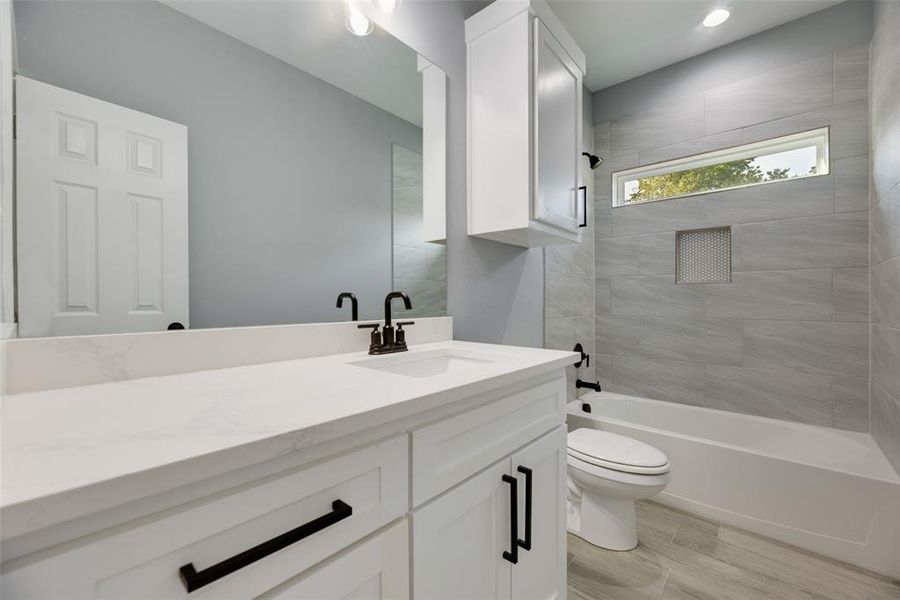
[547,0,845,91]
[163,0,423,126]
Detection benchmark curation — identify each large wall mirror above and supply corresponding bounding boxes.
[9,0,447,338]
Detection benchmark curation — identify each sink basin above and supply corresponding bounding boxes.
[349,348,501,378]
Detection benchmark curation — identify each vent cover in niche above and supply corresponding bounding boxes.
[676,226,731,284]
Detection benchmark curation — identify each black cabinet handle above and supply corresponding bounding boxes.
[501,474,518,564]
[516,466,533,551]
[578,186,588,228]
[179,499,352,593]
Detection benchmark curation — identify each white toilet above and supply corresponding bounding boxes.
[566,428,670,551]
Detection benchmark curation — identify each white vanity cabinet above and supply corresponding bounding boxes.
[466,0,586,248]
[412,427,567,600]
[1,369,569,600]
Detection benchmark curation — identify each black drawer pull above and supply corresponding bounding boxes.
[501,474,518,564]
[179,499,352,593]
[578,186,588,228]
[517,466,533,551]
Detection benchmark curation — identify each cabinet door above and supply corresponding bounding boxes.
[532,18,582,234]
[510,426,567,600]
[260,519,409,600]
[412,459,513,600]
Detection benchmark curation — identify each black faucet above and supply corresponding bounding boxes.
[358,291,414,354]
[336,292,358,321]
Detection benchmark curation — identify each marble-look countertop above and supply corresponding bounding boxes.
[1,340,575,540]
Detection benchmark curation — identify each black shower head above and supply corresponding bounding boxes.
[582,152,603,170]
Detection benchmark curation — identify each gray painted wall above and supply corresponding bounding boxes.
[590,23,871,429]
[870,1,900,473]
[14,0,422,328]
[593,1,873,124]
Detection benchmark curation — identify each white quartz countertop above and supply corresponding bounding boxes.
[1,340,575,537]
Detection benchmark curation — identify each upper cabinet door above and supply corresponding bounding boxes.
[533,19,582,234]
[510,426,568,600]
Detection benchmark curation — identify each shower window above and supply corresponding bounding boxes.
[611,127,829,207]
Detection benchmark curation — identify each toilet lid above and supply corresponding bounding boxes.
[567,428,669,474]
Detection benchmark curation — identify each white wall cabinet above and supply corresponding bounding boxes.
[1,375,567,599]
[412,426,567,600]
[466,0,586,248]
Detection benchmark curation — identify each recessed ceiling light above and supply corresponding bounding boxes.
[703,8,731,27]
[345,6,374,36]
[374,0,401,14]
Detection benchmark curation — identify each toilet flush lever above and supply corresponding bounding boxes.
[573,343,590,368]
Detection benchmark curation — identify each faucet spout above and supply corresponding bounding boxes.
[336,292,358,321]
[383,291,412,327]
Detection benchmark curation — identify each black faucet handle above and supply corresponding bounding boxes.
[357,322,380,331]
[396,321,415,328]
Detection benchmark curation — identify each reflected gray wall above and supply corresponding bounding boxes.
[590,7,872,430]
[870,0,900,473]
[391,144,446,317]
[14,0,422,328]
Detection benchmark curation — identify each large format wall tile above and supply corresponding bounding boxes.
[833,375,869,432]
[738,212,868,270]
[595,278,612,315]
[706,365,833,426]
[872,258,900,328]
[595,315,641,355]
[872,324,900,402]
[546,238,593,278]
[741,100,868,160]
[833,267,869,322]
[611,275,705,316]
[834,45,869,104]
[611,356,708,407]
[872,111,900,200]
[743,320,869,378]
[704,55,834,134]
[872,383,900,474]
[595,236,640,277]
[703,174,834,225]
[546,272,593,318]
[704,269,833,320]
[610,94,705,157]
[641,318,742,365]
[871,183,900,264]
[612,196,706,236]
[638,130,742,166]
[833,155,869,213]
[639,232,675,275]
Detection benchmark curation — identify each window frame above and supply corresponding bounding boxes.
[611,127,830,208]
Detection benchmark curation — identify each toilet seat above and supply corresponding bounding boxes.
[567,429,670,475]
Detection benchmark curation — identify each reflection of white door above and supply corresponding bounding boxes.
[16,77,188,337]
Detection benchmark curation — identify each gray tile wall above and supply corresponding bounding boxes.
[593,46,871,431]
[545,137,596,398]
[870,1,900,473]
[392,144,447,318]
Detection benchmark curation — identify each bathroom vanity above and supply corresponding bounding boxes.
[1,325,576,599]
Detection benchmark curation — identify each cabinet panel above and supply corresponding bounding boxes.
[510,426,568,600]
[412,459,513,600]
[1,436,408,599]
[411,376,565,505]
[260,519,409,600]
[533,19,581,234]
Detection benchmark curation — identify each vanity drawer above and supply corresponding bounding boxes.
[411,375,565,505]
[1,435,408,599]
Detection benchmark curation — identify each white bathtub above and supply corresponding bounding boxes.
[567,392,900,577]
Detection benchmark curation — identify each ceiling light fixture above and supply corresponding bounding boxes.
[702,8,731,27]
[345,5,374,36]
[374,0,401,14]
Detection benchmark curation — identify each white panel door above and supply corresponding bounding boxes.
[16,76,188,337]
[412,458,513,600]
[262,520,409,600]
[510,426,568,600]
[532,18,581,234]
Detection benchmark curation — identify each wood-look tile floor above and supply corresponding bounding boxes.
[566,501,900,600]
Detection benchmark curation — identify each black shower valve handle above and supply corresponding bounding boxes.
[573,343,590,368]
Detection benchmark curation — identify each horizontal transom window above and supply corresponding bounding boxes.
[612,127,830,207]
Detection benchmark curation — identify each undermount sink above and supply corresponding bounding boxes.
[349,348,502,378]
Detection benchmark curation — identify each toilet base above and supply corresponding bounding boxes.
[567,492,638,551]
